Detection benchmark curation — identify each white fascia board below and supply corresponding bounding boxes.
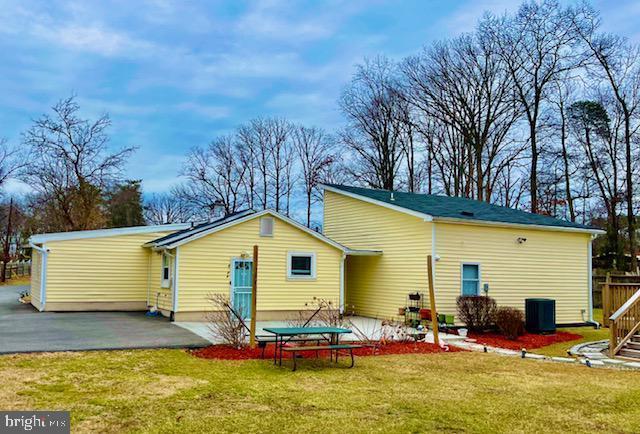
[320,185,433,221]
[432,216,605,235]
[164,209,351,252]
[29,223,191,244]
[345,249,383,256]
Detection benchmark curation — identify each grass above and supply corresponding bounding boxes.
[1,349,639,433]
[536,308,609,357]
[0,276,31,286]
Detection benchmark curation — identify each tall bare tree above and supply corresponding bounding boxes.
[144,192,196,224]
[20,96,135,231]
[576,12,640,270]
[481,0,589,213]
[178,136,247,217]
[340,56,406,190]
[291,126,335,227]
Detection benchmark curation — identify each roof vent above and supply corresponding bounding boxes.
[461,211,475,217]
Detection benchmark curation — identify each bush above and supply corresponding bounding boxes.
[495,307,524,340]
[456,296,496,331]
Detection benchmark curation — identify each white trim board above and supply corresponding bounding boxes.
[30,223,191,244]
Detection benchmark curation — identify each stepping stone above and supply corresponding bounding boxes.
[602,358,626,365]
[551,357,576,363]
[494,349,518,356]
[524,353,546,360]
[622,362,640,369]
[582,352,607,359]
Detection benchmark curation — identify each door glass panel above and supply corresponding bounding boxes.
[462,264,479,280]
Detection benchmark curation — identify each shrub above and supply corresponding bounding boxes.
[495,307,524,340]
[456,296,497,331]
[206,294,248,348]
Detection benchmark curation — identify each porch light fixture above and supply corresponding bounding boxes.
[517,237,527,244]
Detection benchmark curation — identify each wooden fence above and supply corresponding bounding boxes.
[601,273,640,327]
[592,273,640,309]
[0,260,31,279]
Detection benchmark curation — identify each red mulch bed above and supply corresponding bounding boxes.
[191,341,462,360]
[467,331,583,351]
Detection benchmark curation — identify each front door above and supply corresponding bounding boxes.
[231,259,253,319]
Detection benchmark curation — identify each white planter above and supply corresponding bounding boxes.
[458,328,468,338]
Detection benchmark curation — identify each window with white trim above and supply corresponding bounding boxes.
[461,263,480,296]
[260,217,274,237]
[287,252,316,279]
[161,253,172,288]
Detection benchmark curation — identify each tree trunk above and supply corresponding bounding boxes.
[530,124,538,214]
[624,115,637,272]
[1,198,13,283]
[560,113,575,222]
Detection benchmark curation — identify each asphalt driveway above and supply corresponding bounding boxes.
[0,285,209,354]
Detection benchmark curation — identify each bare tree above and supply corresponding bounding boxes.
[0,139,24,190]
[20,96,135,231]
[144,192,197,224]
[340,56,406,190]
[576,12,640,271]
[178,136,247,217]
[291,126,335,227]
[481,0,589,213]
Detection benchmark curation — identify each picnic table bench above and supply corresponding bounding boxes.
[281,344,363,371]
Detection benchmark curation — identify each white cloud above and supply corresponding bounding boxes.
[175,102,231,120]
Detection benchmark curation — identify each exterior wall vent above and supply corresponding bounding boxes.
[260,217,274,237]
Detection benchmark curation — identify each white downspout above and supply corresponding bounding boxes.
[587,236,599,328]
[172,247,180,319]
[339,253,346,314]
[431,222,438,286]
[29,242,49,311]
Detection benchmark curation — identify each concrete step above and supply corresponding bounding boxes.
[619,348,640,359]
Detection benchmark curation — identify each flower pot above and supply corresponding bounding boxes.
[419,308,432,320]
[408,306,420,313]
[398,307,406,316]
[409,293,421,301]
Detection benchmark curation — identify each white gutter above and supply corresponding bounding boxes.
[29,242,49,311]
[432,216,605,235]
[339,253,346,314]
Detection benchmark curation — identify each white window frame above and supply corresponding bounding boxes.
[287,252,316,280]
[161,252,172,288]
[460,262,481,296]
[260,217,274,237]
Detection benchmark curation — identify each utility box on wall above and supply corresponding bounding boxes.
[525,298,556,333]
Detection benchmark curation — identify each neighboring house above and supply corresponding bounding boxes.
[29,209,378,320]
[322,184,605,325]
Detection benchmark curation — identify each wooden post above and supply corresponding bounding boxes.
[427,255,440,347]
[249,245,259,349]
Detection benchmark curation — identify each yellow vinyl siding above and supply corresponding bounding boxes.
[30,250,42,309]
[434,222,590,324]
[324,191,431,318]
[44,231,174,303]
[176,216,342,312]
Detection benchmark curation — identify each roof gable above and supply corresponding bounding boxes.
[146,209,353,252]
[323,184,603,234]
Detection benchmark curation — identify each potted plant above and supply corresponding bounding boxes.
[398,307,406,316]
[419,308,432,320]
[409,292,421,301]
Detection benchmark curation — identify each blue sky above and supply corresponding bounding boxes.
[1,0,639,195]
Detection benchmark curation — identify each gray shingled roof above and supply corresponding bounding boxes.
[145,209,255,247]
[323,184,602,232]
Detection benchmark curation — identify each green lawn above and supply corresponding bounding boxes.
[536,308,610,357]
[1,349,639,433]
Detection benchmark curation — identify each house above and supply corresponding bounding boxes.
[322,184,605,325]
[29,209,378,320]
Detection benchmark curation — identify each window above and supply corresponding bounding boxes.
[260,217,274,237]
[287,252,316,279]
[461,263,480,296]
[161,253,171,288]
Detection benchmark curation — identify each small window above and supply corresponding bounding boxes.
[161,253,171,288]
[461,263,480,296]
[260,217,274,237]
[287,252,316,279]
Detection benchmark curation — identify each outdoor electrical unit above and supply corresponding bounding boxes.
[525,298,556,333]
